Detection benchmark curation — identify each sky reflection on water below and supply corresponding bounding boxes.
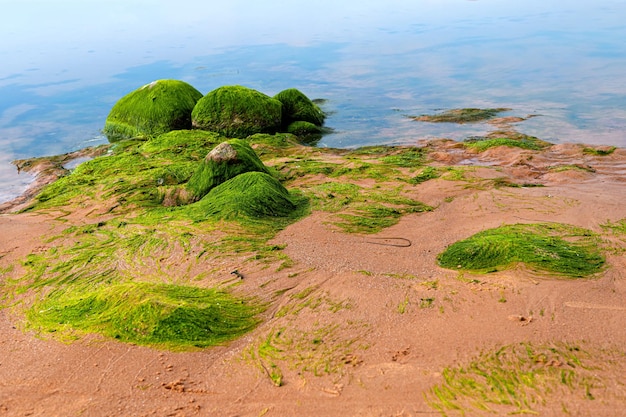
[1,0,625,202]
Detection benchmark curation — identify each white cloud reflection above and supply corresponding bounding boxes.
[0,0,625,201]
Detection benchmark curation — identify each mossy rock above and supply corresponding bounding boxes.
[196,171,297,219]
[104,79,203,142]
[191,85,283,138]
[186,139,271,200]
[464,133,551,152]
[274,88,325,127]
[437,223,604,277]
[140,129,223,158]
[412,108,511,124]
[26,282,261,349]
[286,120,323,136]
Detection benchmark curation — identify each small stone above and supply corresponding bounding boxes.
[205,142,237,163]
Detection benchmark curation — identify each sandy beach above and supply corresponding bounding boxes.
[1,139,626,416]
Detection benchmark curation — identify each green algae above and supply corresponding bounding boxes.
[192,171,303,220]
[103,79,203,142]
[274,88,325,127]
[9,217,274,350]
[335,205,404,234]
[26,282,261,349]
[335,199,431,234]
[583,146,616,156]
[191,85,283,138]
[491,177,544,188]
[427,342,600,415]
[286,120,323,137]
[412,108,511,124]
[13,220,192,292]
[246,320,369,386]
[548,164,596,173]
[410,166,441,184]
[304,181,432,234]
[33,141,161,210]
[437,223,604,277]
[379,147,426,167]
[31,131,226,211]
[11,126,439,351]
[602,218,626,235]
[465,133,551,152]
[140,129,222,160]
[185,139,272,200]
[27,130,307,225]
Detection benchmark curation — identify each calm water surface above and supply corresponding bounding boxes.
[1,0,625,202]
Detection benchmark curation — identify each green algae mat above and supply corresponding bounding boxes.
[437,223,605,277]
[427,342,602,415]
[26,282,261,349]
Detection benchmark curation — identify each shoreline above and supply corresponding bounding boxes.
[0,145,110,214]
[0,135,621,214]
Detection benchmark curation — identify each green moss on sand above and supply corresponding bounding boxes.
[17,124,445,353]
[427,342,601,415]
[437,223,604,277]
[103,80,203,142]
[583,146,617,156]
[379,147,426,167]
[192,85,283,138]
[412,108,511,124]
[274,88,325,127]
[410,166,441,184]
[27,282,261,349]
[186,139,271,200]
[304,181,432,234]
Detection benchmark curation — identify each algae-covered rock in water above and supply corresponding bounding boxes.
[198,171,297,219]
[286,121,323,136]
[191,85,282,138]
[186,139,271,200]
[104,79,203,142]
[274,88,325,127]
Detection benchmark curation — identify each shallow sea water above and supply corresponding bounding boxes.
[1,0,625,202]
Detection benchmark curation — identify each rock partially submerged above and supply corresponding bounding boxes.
[411,108,511,124]
[104,79,203,142]
[191,85,283,138]
[286,120,323,137]
[274,88,325,127]
[103,81,326,143]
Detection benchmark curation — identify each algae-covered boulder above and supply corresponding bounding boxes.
[191,85,283,138]
[186,139,271,200]
[198,171,297,219]
[286,121,323,136]
[274,88,325,127]
[104,79,203,142]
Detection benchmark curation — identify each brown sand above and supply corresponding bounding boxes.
[1,141,626,416]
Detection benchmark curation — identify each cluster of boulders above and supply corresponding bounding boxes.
[103,80,325,142]
[161,138,296,219]
[103,80,314,217]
